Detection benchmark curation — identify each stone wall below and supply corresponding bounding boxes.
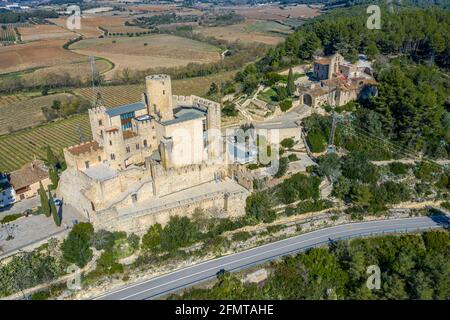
[91,187,248,235]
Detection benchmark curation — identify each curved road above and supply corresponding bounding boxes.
[95,215,448,300]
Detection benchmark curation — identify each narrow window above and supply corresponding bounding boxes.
[136,143,140,150]
[109,140,112,146]
[85,161,90,169]
[98,120,102,126]
[110,153,115,160]
[126,146,130,153]
[143,140,148,148]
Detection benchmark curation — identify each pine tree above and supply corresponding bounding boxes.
[48,188,60,226]
[39,182,50,217]
[287,68,295,97]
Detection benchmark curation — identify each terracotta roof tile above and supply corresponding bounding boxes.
[67,141,101,156]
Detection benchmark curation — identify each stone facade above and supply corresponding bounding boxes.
[299,53,377,109]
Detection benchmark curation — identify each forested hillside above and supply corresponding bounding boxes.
[171,231,450,300]
[234,6,450,158]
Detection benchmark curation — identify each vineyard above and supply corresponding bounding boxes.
[0,26,18,44]
[0,93,76,135]
[0,114,91,172]
[0,92,33,108]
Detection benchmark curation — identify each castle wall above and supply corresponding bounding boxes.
[90,188,248,235]
[152,162,224,197]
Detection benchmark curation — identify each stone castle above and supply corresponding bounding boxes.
[59,74,249,234]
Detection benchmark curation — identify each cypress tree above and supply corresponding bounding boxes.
[39,182,50,217]
[287,68,295,96]
[48,188,61,226]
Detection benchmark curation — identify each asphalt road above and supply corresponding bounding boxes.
[94,215,448,300]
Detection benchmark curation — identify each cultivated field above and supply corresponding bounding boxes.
[224,4,321,20]
[69,34,222,79]
[195,19,291,45]
[0,93,75,135]
[17,24,74,41]
[74,70,236,107]
[0,92,38,108]
[0,38,85,75]
[104,25,150,35]
[0,114,91,172]
[49,15,130,38]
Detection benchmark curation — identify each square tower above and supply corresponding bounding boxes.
[145,74,174,122]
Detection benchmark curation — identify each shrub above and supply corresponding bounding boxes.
[288,153,298,162]
[232,231,252,242]
[307,132,327,153]
[0,213,22,224]
[245,192,276,223]
[267,225,283,234]
[389,162,410,175]
[160,216,200,251]
[279,99,293,112]
[274,157,289,178]
[441,201,450,211]
[142,223,163,251]
[280,138,295,149]
[61,222,94,268]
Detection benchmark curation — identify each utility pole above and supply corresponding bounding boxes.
[90,55,104,108]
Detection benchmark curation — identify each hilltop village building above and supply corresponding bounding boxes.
[59,75,250,234]
[297,53,377,108]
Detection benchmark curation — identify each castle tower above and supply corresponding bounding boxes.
[88,106,108,146]
[206,102,221,161]
[145,74,174,121]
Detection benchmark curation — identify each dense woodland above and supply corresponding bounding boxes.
[171,231,450,299]
[0,9,58,24]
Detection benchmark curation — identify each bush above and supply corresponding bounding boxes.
[307,132,327,153]
[389,162,410,175]
[232,231,252,242]
[222,101,238,117]
[142,223,163,251]
[0,213,22,224]
[61,222,94,268]
[267,225,284,234]
[274,157,289,178]
[279,99,293,112]
[245,192,276,223]
[288,153,298,162]
[280,138,295,149]
[160,216,200,252]
[277,173,321,204]
[441,202,450,211]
